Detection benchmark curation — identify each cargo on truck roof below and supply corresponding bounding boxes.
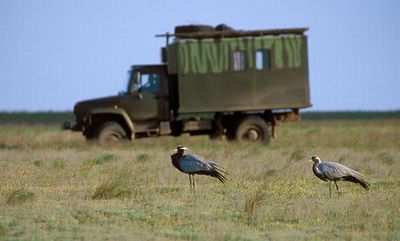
[156,24,308,39]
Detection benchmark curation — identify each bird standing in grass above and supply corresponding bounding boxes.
[308,155,370,197]
[171,145,227,190]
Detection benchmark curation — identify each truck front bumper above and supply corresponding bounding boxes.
[61,121,80,131]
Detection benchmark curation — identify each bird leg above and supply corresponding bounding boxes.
[188,174,196,192]
[329,181,332,198]
[334,181,340,196]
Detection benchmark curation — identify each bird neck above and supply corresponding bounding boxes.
[312,160,325,180]
[312,160,321,170]
[171,151,184,171]
[312,161,318,171]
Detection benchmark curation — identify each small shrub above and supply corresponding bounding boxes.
[117,160,134,180]
[92,180,132,200]
[95,153,116,165]
[289,148,306,161]
[73,210,91,224]
[32,159,43,167]
[6,189,35,205]
[338,154,348,163]
[136,153,150,162]
[263,169,277,177]
[0,223,7,237]
[52,159,65,169]
[378,153,395,165]
[0,143,19,150]
[81,154,117,177]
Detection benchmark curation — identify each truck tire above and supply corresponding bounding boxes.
[209,129,224,140]
[209,119,224,140]
[94,121,128,145]
[235,116,271,144]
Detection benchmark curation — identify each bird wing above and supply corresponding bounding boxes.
[319,162,370,189]
[179,154,212,173]
[318,162,350,179]
[319,162,366,179]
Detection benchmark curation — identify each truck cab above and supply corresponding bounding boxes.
[65,65,169,143]
[124,65,170,123]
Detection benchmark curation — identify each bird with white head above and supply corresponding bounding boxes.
[171,145,227,190]
[308,155,370,197]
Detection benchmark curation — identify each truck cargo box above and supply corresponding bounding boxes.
[167,28,311,113]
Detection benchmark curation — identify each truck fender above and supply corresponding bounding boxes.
[87,107,135,133]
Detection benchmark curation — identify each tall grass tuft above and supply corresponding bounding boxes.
[92,160,134,200]
[244,192,265,225]
[289,148,307,161]
[92,179,132,200]
[81,153,117,177]
[6,189,35,205]
[243,183,266,225]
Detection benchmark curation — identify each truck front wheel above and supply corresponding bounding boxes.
[94,121,128,145]
[235,116,271,144]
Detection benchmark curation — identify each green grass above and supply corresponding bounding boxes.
[0,119,399,240]
[0,111,399,124]
[302,111,400,120]
[0,111,74,124]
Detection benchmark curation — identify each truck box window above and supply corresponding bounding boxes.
[256,50,271,70]
[231,51,246,71]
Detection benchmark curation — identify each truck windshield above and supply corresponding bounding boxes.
[130,71,160,93]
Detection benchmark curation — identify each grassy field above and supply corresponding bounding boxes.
[0,119,399,240]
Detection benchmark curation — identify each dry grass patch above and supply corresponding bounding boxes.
[5,189,35,205]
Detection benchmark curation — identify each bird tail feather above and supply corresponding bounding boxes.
[216,172,227,183]
[346,170,371,190]
[209,161,228,174]
[209,161,228,183]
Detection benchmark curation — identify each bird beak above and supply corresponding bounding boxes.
[307,159,313,163]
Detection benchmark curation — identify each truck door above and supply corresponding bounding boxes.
[123,66,169,122]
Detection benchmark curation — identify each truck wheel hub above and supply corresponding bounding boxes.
[104,134,121,143]
[246,128,260,141]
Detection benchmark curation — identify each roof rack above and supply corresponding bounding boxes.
[156,27,308,40]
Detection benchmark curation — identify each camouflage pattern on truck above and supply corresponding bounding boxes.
[167,33,310,114]
[168,35,304,74]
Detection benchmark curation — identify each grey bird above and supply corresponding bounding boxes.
[171,145,227,190]
[308,155,370,197]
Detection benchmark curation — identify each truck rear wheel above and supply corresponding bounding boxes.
[235,116,271,144]
[94,121,128,145]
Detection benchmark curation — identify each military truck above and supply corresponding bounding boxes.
[63,24,311,144]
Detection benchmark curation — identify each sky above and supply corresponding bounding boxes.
[1,0,399,111]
